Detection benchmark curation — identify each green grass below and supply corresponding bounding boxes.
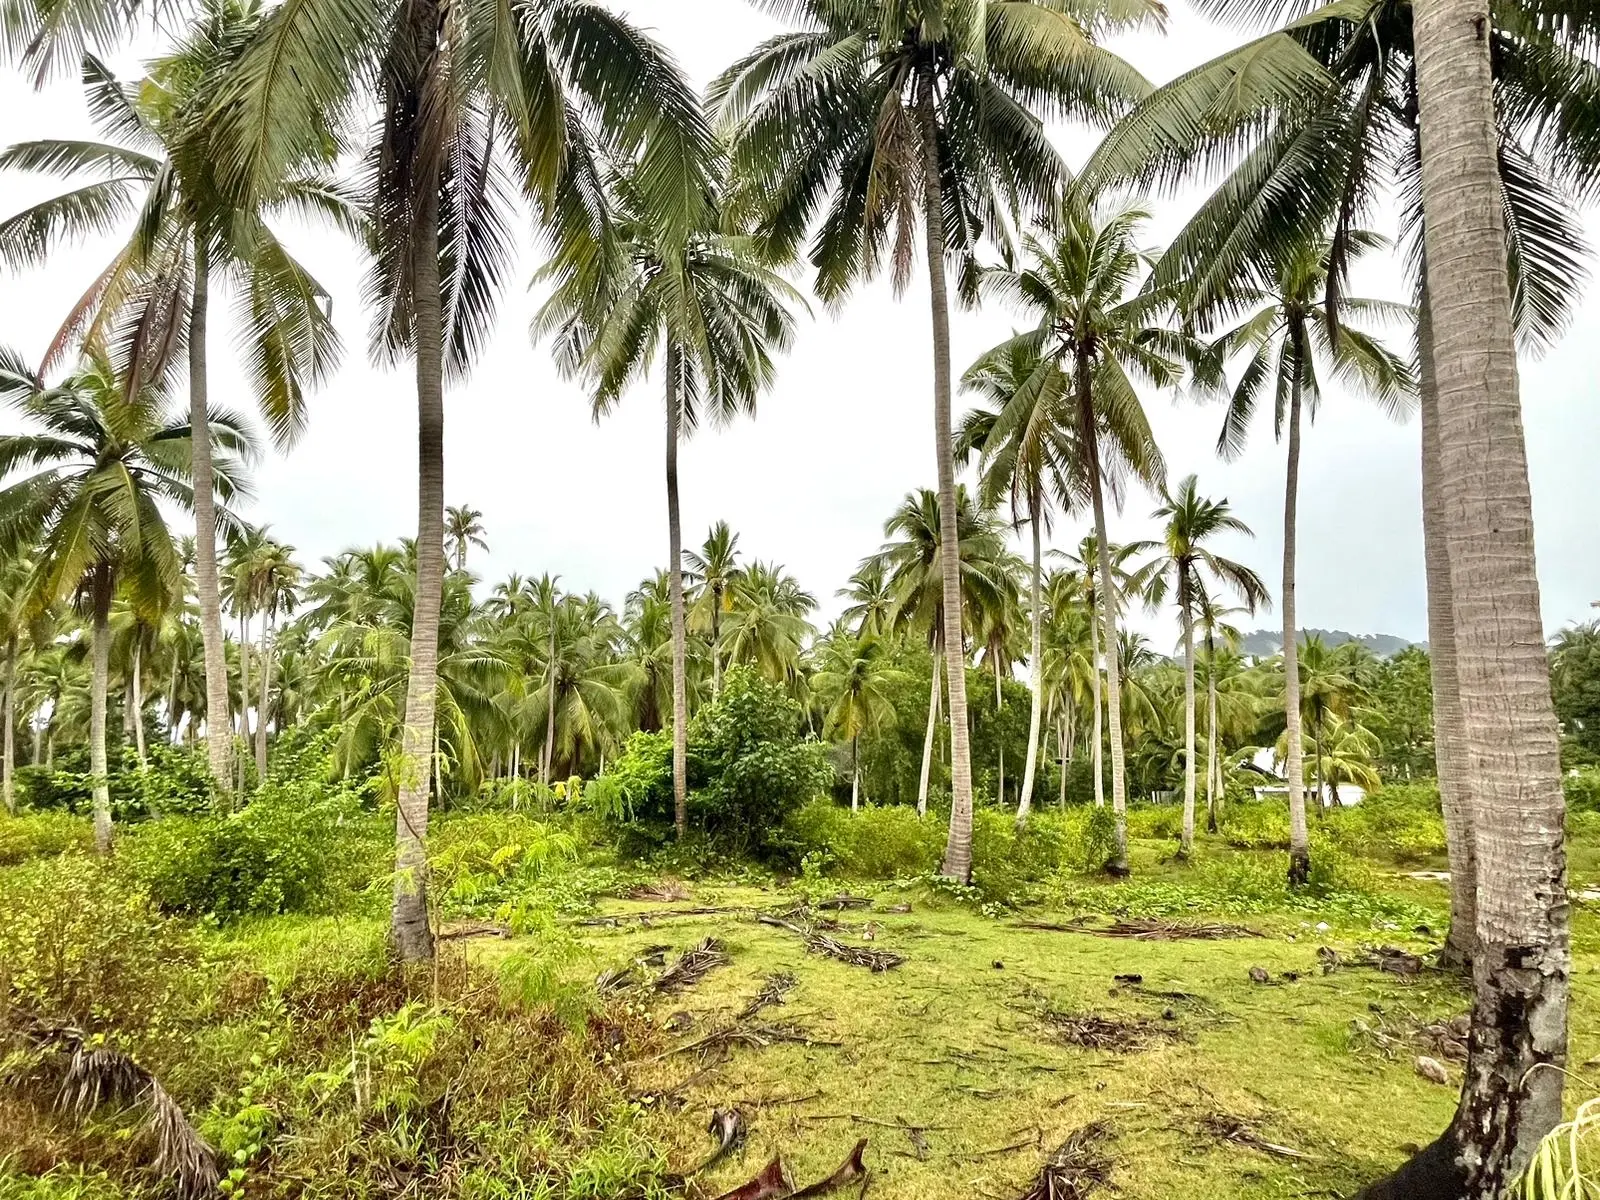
[516,839,1600,1200]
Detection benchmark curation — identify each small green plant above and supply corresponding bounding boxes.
[1515,1087,1600,1199]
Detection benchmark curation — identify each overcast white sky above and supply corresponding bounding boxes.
[1,0,1596,649]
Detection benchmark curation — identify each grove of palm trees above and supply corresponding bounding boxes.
[0,0,1593,1197]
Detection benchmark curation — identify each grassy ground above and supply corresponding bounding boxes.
[490,839,1600,1200]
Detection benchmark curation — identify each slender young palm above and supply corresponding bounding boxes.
[1039,567,1096,809]
[1294,634,1363,808]
[814,631,903,812]
[714,0,1160,883]
[978,195,1178,872]
[243,533,301,774]
[957,336,1087,826]
[443,505,487,572]
[1194,593,1246,832]
[1365,0,1574,1180]
[874,486,1013,822]
[0,557,33,814]
[199,0,716,960]
[536,167,802,841]
[1199,235,1411,882]
[684,522,745,699]
[0,348,248,851]
[0,9,344,793]
[1134,476,1267,856]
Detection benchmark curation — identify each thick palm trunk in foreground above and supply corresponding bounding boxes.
[1180,588,1197,856]
[1017,495,1045,827]
[1282,363,1310,885]
[1418,287,1478,968]
[392,184,445,965]
[89,573,112,855]
[1360,0,1569,1190]
[665,345,689,840]
[919,75,976,882]
[188,240,233,793]
[1078,367,1129,872]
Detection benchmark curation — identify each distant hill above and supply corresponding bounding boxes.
[1239,629,1423,658]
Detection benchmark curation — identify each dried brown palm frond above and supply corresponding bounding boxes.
[1017,1122,1114,1200]
[739,971,798,1020]
[655,938,730,993]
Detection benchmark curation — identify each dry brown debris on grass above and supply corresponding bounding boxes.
[629,879,693,902]
[710,1138,870,1200]
[655,938,730,993]
[1014,1122,1114,1200]
[1036,1010,1183,1053]
[1350,1011,1469,1062]
[671,1021,841,1061]
[1196,1112,1311,1160]
[1018,917,1261,940]
[756,915,906,972]
[739,971,799,1019]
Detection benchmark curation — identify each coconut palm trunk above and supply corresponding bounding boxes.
[89,570,113,855]
[917,639,941,817]
[187,240,233,794]
[1017,491,1045,827]
[1179,581,1197,856]
[1077,360,1129,872]
[391,178,445,965]
[131,638,147,768]
[920,76,976,883]
[255,614,272,776]
[1206,645,1220,834]
[665,343,689,840]
[851,733,860,813]
[542,618,557,786]
[1090,609,1104,809]
[238,610,252,761]
[2,639,14,816]
[1282,354,1311,885]
[1360,0,1571,1187]
[1418,285,1478,969]
[1058,712,1070,809]
[711,589,723,698]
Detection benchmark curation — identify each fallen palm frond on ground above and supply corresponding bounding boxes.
[684,1107,747,1177]
[1036,1010,1183,1053]
[711,1138,870,1200]
[596,965,640,995]
[1350,1011,1469,1062]
[757,915,906,972]
[655,938,730,993]
[1014,1122,1114,1200]
[1196,1112,1311,1160]
[1317,944,1426,976]
[813,895,874,911]
[8,1024,219,1200]
[739,971,798,1019]
[1015,917,1262,940]
[578,906,747,927]
[628,879,693,902]
[438,920,512,941]
[669,1021,842,1060]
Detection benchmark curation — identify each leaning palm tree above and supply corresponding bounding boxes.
[1200,236,1412,883]
[684,522,745,699]
[202,0,716,961]
[0,7,345,792]
[976,195,1178,872]
[1134,476,1267,856]
[957,336,1087,827]
[0,347,249,851]
[813,630,903,812]
[443,506,487,572]
[713,0,1161,883]
[535,164,803,842]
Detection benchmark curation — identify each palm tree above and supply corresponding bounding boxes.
[0,13,344,793]
[1194,594,1247,832]
[243,533,301,774]
[978,195,1179,872]
[838,560,895,641]
[957,335,1086,826]
[1039,567,1096,810]
[1293,634,1365,810]
[198,0,716,962]
[723,561,818,694]
[1198,236,1412,883]
[1135,476,1267,856]
[536,166,802,842]
[875,486,1013,828]
[714,0,1160,884]
[0,348,248,851]
[444,506,487,572]
[685,522,745,698]
[0,556,32,814]
[813,631,903,812]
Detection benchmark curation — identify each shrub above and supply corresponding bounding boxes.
[0,854,201,1035]
[118,734,385,919]
[1218,800,1291,850]
[1565,769,1600,814]
[779,800,945,878]
[0,811,92,865]
[1324,783,1447,861]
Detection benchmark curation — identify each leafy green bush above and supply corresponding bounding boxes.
[0,854,201,1034]
[779,800,945,878]
[0,811,92,865]
[1323,783,1447,861]
[118,734,385,919]
[589,668,831,859]
[1564,768,1600,814]
[1217,800,1291,850]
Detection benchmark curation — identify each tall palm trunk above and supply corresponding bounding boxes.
[89,569,113,855]
[1179,578,1197,856]
[850,733,860,814]
[1418,283,1478,969]
[665,343,689,840]
[255,612,272,777]
[1089,609,1104,809]
[711,589,723,699]
[131,638,147,769]
[917,637,941,817]
[1017,492,1045,827]
[1362,1,1570,1189]
[1058,712,1069,809]
[2,639,14,816]
[542,618,557,786]
[1282,349,1311,885]
[1077,357,1129,872]
[1206,643,1220,834]
[239,610,253,763]
[919,74,976,883]
[188,238,232,794]
[391,173,445,965]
